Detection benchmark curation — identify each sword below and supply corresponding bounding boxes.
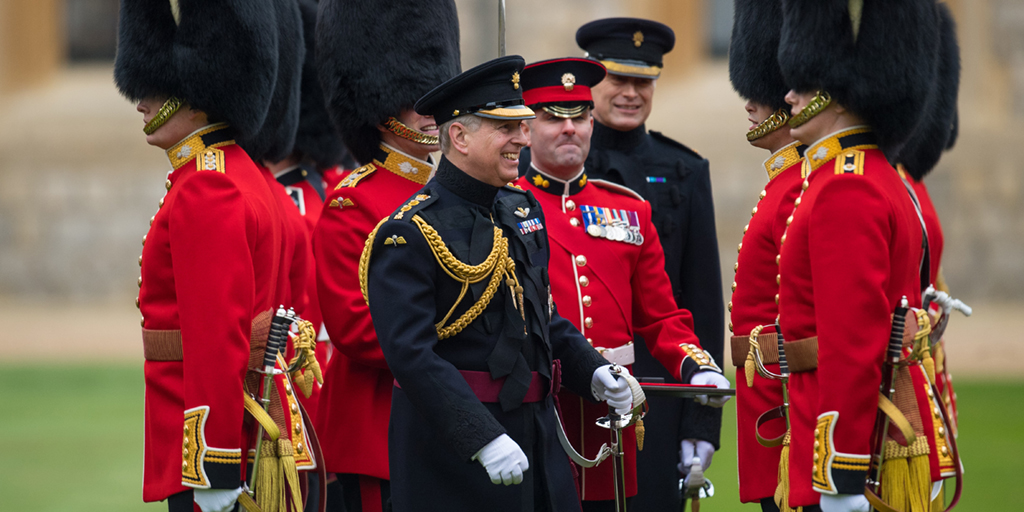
[867,297,908,497]
[246,306,295,494]
[595,364,641,512]
[498,0,506,57]
[922,285,972,344]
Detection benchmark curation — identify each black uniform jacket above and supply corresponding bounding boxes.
[367,157,606,512]
[522,120,724,508]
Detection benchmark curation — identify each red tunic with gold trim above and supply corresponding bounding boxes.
[730,141,805,503]
[777,127,939,506]
[138,124,315,502]
[514,165,720,502]
[313,143,433,479]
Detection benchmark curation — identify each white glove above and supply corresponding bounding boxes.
[472,434,529,485]
[591,364,633,415]
[689,371,731,407]
[677,439,715,475]
[819,493,871,512]
[193,487,242,512]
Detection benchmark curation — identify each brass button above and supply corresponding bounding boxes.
[183,438,189,447]
[813,453,819,462]
[731,282,737,292]
[296,443,304,455]
[149,215,155,226]
[138,276,143,287]
[743,224,749,234]
[751,206,758,216]
[582,295,592,307]
[182,461,189,471]
[941,446,948,457]
[776,274,781,285]
[579,275,589,287]
[734,262,739,272]
[814,440,820,449]
[285,383,292,395]
[141,235,147,246]
[165,179,172,191]
[938,427,945,438]
[933,407,941,418]
[575,255,587,267]
[786,215,794,226]
[776,254,781,265]
[794,197,802,207]
[291,403,299,414]
[138,255,143,266]
[802,180,809,191]
[184,425,190,434]
[812,466,819,475]
[183,448,189,458]
[566,199,576,211]
[727,301,732,312]
[159,197,165,208]
[140,317,145,327]
[781,234,787,244]
[570,218,580,227]
[294,424,302,436]
[927,387,934,398]
[737,243,743,253]
[814,428,820,437]
[584,317,594,328]
[728,322,733,333]
[775,294,780,305]
[759,190,767,200]
[586,338,593,345]
[135,297,141,309]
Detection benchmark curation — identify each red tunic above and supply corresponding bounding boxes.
[729,141,805,503]
[777,127,926,505]
[139,124,314,502]
[313,144,433,479]
[514,165,719,502]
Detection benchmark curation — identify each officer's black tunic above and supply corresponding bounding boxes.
[367,157,606,512]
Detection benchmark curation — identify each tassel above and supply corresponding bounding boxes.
[744,349,756,387]
[256,440,280,512]
[635,418,645,451]
[774,432,798,512]
[881,456,911,512]
[909,454,932,512]
[931,482,945,512]
[922,346,936,385]
[278,439,304,512]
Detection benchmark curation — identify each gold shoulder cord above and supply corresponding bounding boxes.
[359,214,525,340]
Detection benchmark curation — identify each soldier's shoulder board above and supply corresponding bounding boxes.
[196,147,226,173]
[391,190,435,221]
[590,178,645,202]
[649,130,704,160]
[833,149,866,176]
[334,163,377,189]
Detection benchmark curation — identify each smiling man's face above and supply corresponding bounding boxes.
[460,117,529,187]
[590,74,655,132]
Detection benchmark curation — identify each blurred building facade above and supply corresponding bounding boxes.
[0,0,1022,303]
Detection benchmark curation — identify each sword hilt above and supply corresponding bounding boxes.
[265,306,294,370]
[888,297,909,362]
[775,321,789,378]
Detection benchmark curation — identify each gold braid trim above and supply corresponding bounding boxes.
[746,108,791,141]
[788,91,832,128]
[359,214,525,340]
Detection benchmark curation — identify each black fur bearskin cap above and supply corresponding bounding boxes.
[293,0,345,170]
[114,0,279,141]
[897,2,960,180]
[729,0,789,112]
[778,0,940,157]
[238,0,306,163]
[316,0,462,165]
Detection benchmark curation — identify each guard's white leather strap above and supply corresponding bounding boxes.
[599,343,635,366]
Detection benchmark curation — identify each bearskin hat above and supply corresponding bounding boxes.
[292,0,345,170]
[316,0,462,165]
[778,0,940,156]
[114,0,278,140]
[897,3,960,180]
[729,0,789,112]
[238,0,306,163]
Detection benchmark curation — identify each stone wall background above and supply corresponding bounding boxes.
[0,0,1022,310]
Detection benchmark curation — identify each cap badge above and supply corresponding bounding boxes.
[562,73,576,92]
[512,71,520,90]
[633,31,644,48]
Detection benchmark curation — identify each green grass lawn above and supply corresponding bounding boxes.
[0,364,1020,511]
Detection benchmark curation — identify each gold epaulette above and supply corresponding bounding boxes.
[334,163,376,189]
[833,149,866,176]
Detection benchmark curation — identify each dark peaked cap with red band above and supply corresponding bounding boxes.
[521,58,606,118]
[415,55,535,126]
